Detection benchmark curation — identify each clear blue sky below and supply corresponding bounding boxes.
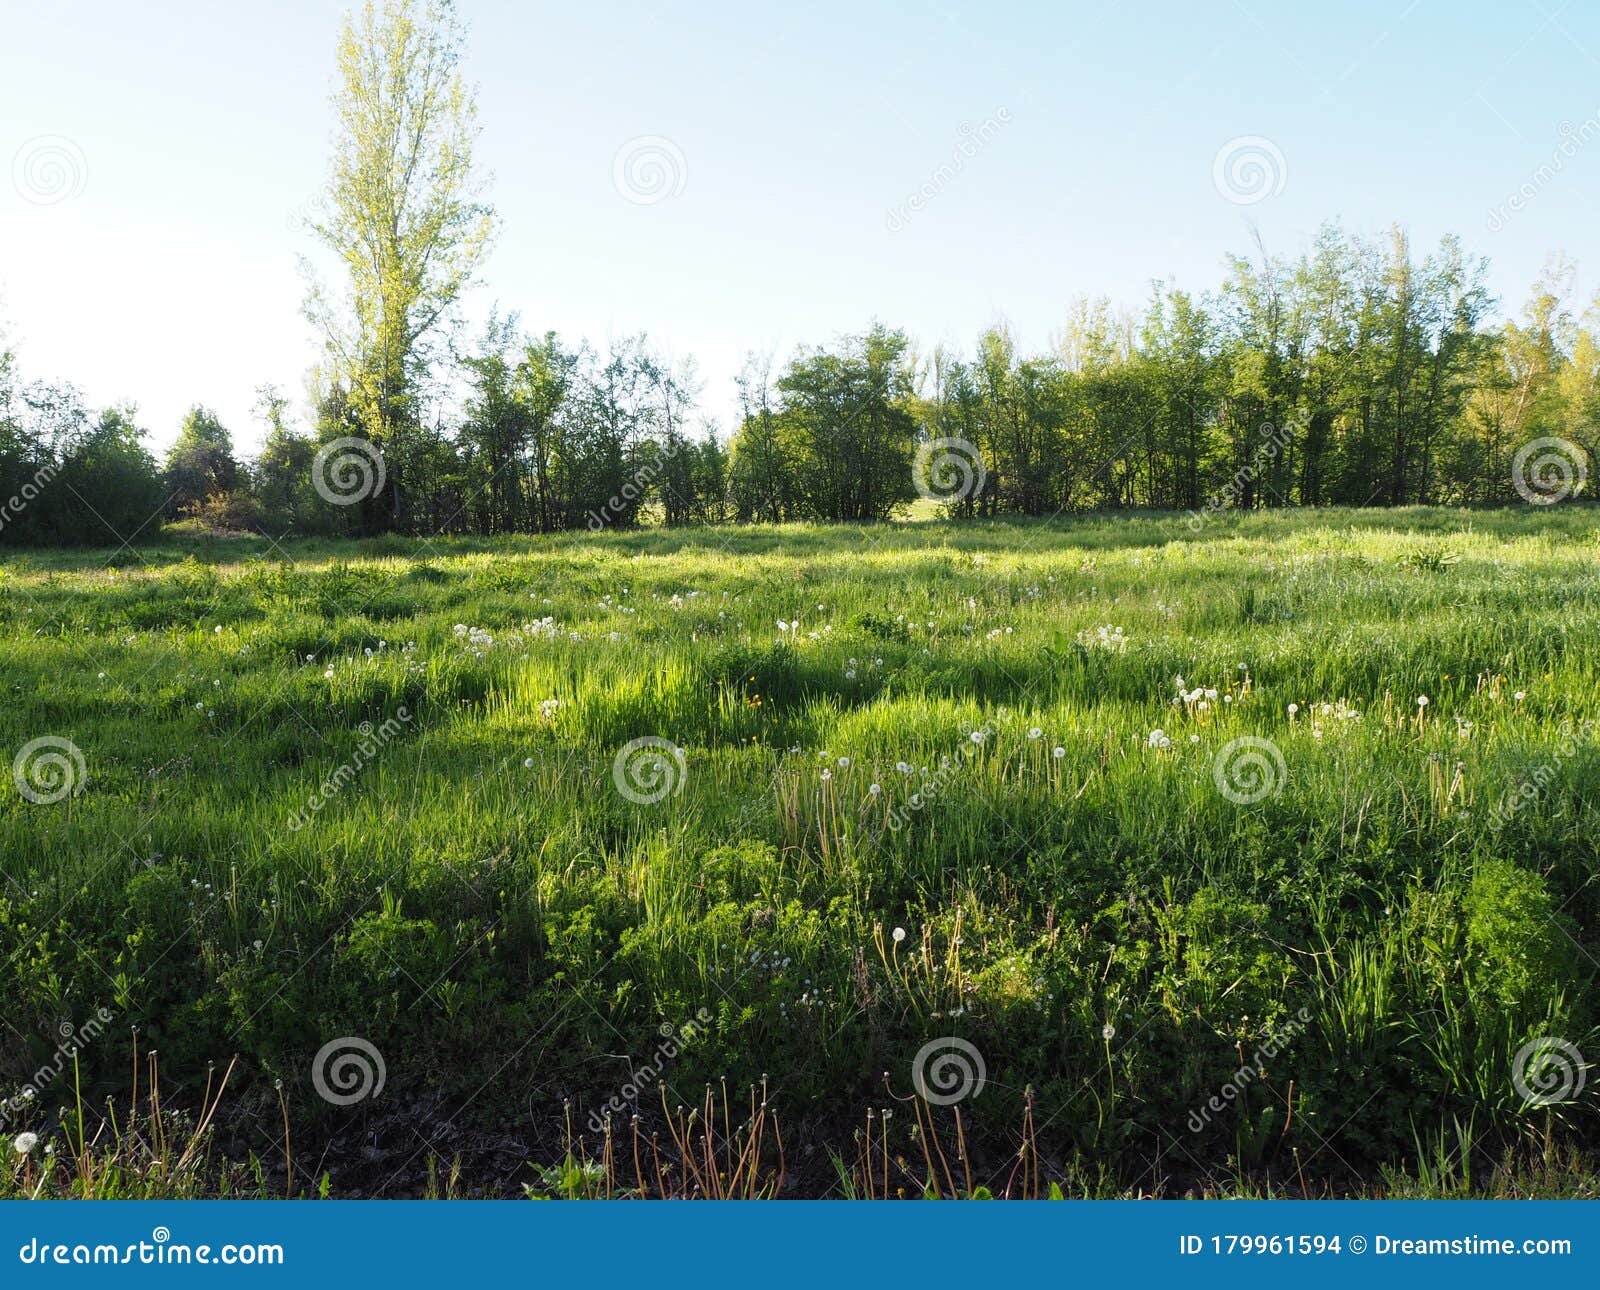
[3,0,1598,452]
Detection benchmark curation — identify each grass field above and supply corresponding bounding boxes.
[3,506,1599,1198]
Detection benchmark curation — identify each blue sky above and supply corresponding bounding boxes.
[3,0,1599,452]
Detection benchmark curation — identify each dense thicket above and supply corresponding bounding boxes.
[1,225,1597,546]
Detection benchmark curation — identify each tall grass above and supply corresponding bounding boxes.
[1,506,1597,1196]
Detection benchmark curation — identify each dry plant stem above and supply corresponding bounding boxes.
[651,1130,668,1199]
[883,1113,896,1203]
[863,1110,875,1199]
[174,1055,235,1178]
[632,1117,646,1198]
[955,1106,972,1198]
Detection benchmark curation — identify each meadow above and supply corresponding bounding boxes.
[2,506,1599,1198]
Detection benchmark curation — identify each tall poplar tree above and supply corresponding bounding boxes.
[304,0,497,532]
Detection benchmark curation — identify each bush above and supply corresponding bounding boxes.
[1463,859,1578,1012]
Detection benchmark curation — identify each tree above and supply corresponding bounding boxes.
[775,325,917,522]
[0,344,55,546]
[303,0,497,533]
[1556,294,1600,476]
[1218,237,1302,511]
[689,430,730,524]
[53,406,166,544]
[1409,235,1490,503]
[647,355,701,527]
[1294,226,1358,505]
[1462,262,1573,502]
[461,314,531,534]
[164,405,239,517]
[250,385,318,532]
[519,332,581,532]
[729,353,798,523]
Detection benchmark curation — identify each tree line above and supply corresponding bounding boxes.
[1,0,1595,547]
[2,225,1595,547]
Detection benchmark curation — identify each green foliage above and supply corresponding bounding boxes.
[165,405,239,518]
[1463,859,1578,1011]
[2,510,1599,1196]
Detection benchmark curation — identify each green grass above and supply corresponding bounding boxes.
[2,506,1599,1198]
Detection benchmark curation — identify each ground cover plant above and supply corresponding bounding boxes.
[2,505,1598,1196]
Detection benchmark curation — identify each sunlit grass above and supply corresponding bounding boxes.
[2,505,1598,1196]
